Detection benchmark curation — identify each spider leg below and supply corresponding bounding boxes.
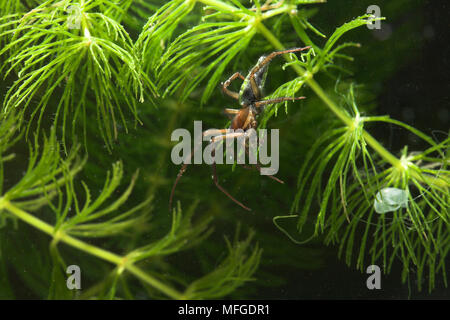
[210,131,247,143]
[240,147,284,183]
[211,150,252,211]
[169,148,194,212]
[222,108,240,119]
[249,47,311,79]
[248,47,311,98]
[203,128,229,138]
[170,130,252,211]
[239,164,284,184]
[254,96,306,108]
[222,72,245,100]
[210,132,252,211]
[169,128,229,212]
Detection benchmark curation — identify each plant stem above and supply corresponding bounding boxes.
[197,0,408,173]
[195,0,402,168]
[0,198,183,300]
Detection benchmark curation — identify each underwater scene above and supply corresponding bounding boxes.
[0,0,448,301]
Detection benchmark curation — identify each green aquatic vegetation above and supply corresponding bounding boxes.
[0,0,154,151]
[290,85,449,291]
[0,112,261,299]
[0,0,448,298]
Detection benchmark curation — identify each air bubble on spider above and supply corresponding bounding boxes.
[373,187,409,214]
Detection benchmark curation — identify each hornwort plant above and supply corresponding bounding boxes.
[169,47,309,212]
[0,0,448,298]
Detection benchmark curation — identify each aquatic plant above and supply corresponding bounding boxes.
[0,0,448,298]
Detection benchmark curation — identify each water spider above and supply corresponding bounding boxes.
[169,47,311,211]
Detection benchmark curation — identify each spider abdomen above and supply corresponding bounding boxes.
[239,56,269,105]
[230,107,256,131]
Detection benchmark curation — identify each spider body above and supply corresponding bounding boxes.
[169,46,311,212]
[230,106,257,130]
[239,55,269,106]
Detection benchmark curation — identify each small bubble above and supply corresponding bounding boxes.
[374,187,408,214]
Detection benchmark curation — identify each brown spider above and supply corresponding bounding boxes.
[169,47,311,211]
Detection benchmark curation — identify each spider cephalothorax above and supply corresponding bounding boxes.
[169,47,311,211]
[239,55,269,106]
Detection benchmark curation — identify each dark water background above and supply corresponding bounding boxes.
[276,0,449,299]
[1,0,448,300]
